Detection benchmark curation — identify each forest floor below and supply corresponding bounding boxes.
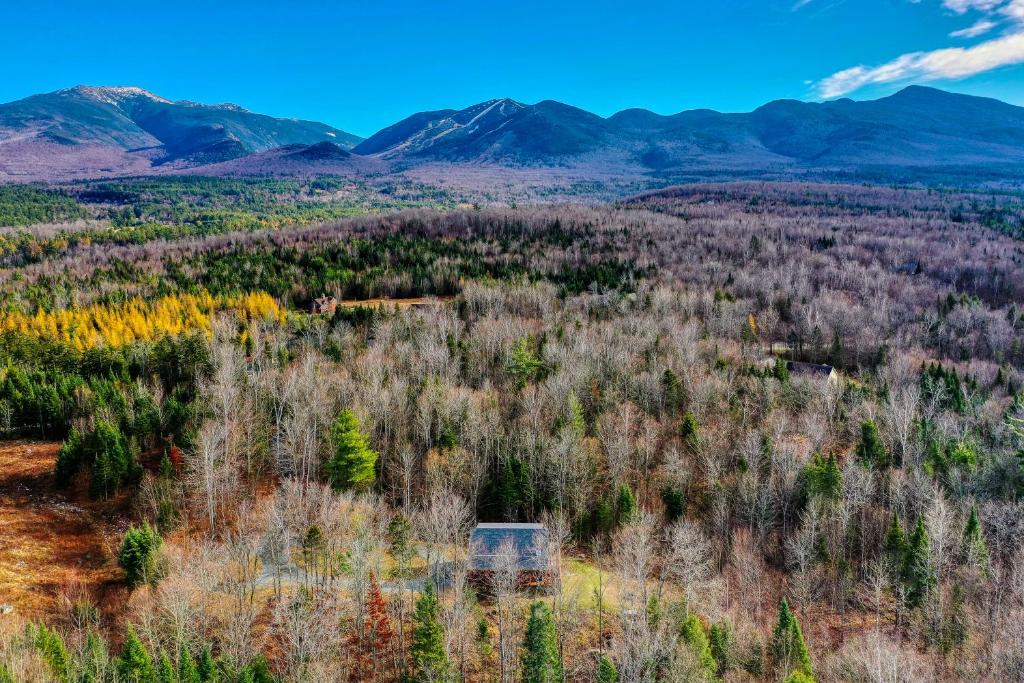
[0,440,129,620]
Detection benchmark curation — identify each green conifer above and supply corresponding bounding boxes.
[521,602,562,683]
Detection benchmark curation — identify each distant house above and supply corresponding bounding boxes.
[310,295,338,315]
[468,523,553,590]
[787,361,839,385]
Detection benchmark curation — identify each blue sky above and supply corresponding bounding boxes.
[5,0,1024,136]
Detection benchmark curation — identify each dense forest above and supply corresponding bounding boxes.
[0,181,1023,682]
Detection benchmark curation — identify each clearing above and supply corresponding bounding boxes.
[0,440,128,619]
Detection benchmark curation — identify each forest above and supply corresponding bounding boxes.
[0,181,1023,682]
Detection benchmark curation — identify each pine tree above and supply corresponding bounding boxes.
[882,516,907,576]
[941,585,970,655]
[803,453,841,502]
[661,369,684,414]
[596,654,619,683]
[709,621,736,677]
[521,602,562,683]
[197,647,218,683]
[507,336,543,389]
[770,598,813,681]
[326,409,377,491]
[409,582,448,682]
[32,623,72,682]
[680,412,700,449]
[616,484,637,525]
[158,651,178,683]
[962,506,990,571]
[80,630,111,683]
[904,519,936,609]
[178,647,201,683]
[117,626,156,683]
[119,522,162,588]
[680,614,717,677]
[856,420,889,469]
[237,656,275,683]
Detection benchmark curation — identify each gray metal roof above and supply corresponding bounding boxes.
[469,523,549,571]
[786,361,836,377]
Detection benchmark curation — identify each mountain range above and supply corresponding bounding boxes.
[2,84,1024,182]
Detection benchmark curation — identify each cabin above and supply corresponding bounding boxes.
[786,361,839,385]
[310,295,338,315]
[468,523,553,591]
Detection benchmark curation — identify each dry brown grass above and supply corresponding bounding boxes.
[0,440,129,621]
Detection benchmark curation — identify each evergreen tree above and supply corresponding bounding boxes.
[326,409,377,491]
[158,651,178,683]
[773,357,790,383]
[882,516,907,576]
[904,519,936,609]
[596,655,619,683]
[197,647,218,683]
[178,647,201,683]
[680,614,717,677]
[941,585,970,655]
[962,506,990,571]
[770,598,813,681]
[708,621,736,677]
[409,582,448,682]
[680,412,700,449]
[856,419,889,469]
[32,623,72,682]
[661,369,684,414]
[507,336,543,389]
[119,522,162,588]
[117,626,156,683]
[521,602,562,683]
[237,656,276,683]
[616,484,637,525]
[803,453,841,502]
[80,630,111,683]
[660,486,685,522]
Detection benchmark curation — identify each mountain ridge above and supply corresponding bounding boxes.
[3,85,1024,182]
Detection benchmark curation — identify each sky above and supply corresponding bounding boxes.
[5,0,1024,137]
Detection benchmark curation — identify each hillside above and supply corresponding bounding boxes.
[0,85,362,179]
[358,86,1024,178]
[4,85,1024,185]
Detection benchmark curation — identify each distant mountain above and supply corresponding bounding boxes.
[4,85,1024,183]
[353,98,609,162]
[358,86,1024,174]
[0,85,362,179]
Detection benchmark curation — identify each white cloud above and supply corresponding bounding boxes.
[1004,0,1024,20]
[943,0,1002,13]
[816,0,1024,97]
[818,31,1024,97]
[950,18,997,35]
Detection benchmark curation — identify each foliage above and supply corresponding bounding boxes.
[770,598,813,681]
[903,519,937,609]
[326,409,378,491]
[409,582,448,682]
[119,522,162,588]
[680,614,717,678]
[801,453,842,502]
[856,419,889,469]
[521,601,562,683]
[117,626,156,683]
